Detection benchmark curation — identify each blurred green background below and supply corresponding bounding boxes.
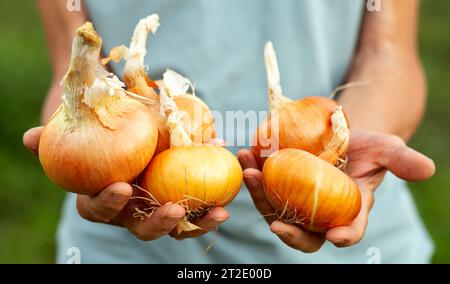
[0,1,449,263]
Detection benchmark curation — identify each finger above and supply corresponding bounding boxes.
[325,189,374,247]
[379,140,435,182]
[243,168,276,224]
[77,182,132,223]
[192,207,229,231]
[237,149,260,170]
[170,207,229,239]
[126,203,186,241]
[270,221,325,253]
[23,127,44,156]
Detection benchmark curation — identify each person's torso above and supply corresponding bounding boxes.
[88,0,363,150]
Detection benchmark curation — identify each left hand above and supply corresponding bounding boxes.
[238,129,435,252]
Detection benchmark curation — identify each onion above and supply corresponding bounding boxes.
[138,97,242,234]
[263,149,361,232]
[39,22,158,195]
[255,42,361,233]
[252,42,349,167]
[102,14,215,154]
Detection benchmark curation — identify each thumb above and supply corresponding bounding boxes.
[243,168,276,224]
[23,126,44,156]
[381,144,435,182]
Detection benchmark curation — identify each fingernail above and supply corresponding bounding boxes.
[166,205,184,220]
[214,217,228,223]
[331,239,345,244]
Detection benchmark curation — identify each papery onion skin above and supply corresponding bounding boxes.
[253,42,350,168]
[153,118,172,155]
[151,95,216,154]
[139,145,242,212]
[252,96,344,167]
[174,95,216,144]
[103,15,216,155]
[263,148,361,233]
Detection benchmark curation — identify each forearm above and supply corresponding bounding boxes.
[37,0,87,123]
[337,0,425,142]
[338,43,426,141]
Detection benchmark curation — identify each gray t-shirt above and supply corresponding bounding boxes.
[56,0,433,263]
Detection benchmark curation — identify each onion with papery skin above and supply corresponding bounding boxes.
[263,149,361,233]
[252,42,350,167]
[102,14,215,154]
[138,97,242,234]
[159,70,216,146]
[39,22,158,195]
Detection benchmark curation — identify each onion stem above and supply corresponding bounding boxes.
[61,22,102,120]
[264,41,293,111]
[129,14,160,67]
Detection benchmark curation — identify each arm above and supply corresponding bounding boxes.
[37,0,87,122]
[338,0,425,141]
[239,0,435,252]
[26,1,226,240]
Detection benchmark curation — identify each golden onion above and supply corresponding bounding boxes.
[139,98,242,234]
[252,42,349,167]
[39,22,158,195]
[263,149,361,233]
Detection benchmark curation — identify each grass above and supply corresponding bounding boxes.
[0,1,65,263]
[0,1,449,263]
[409,0,450,264]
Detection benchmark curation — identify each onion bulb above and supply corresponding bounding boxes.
[102,14,215,154]
[138,98,242,234]
[252,42,350,167]
[263,149,361,232]
[39,22,158,195]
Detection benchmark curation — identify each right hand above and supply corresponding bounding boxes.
[23,126,229,241]
[237,130,435,253]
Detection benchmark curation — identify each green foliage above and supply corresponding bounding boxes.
[409,0,450,264]
[0,1,64,263]
[0,0,448,263]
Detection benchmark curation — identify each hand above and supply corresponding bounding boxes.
[23,127,229,241]
[238,129,435,252]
